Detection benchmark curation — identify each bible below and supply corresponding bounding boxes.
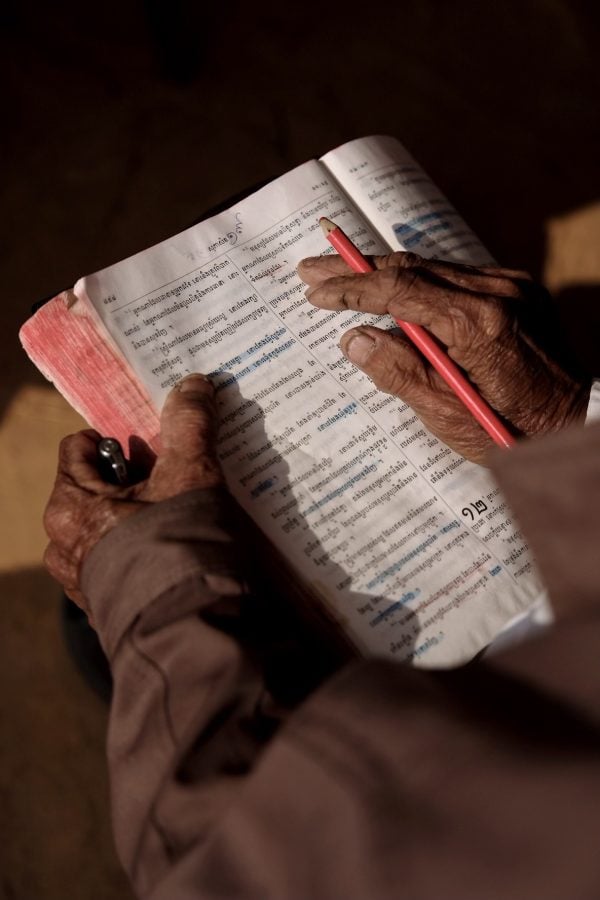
[20,135,545,666]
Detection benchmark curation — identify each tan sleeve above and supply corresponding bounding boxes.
[81,488,344,895]
[81,431,600,900]
[490,420,600,620]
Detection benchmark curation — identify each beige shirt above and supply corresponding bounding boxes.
[82,422,600,900]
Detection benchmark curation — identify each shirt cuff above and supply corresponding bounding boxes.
[81,487,244,659]
[585,379,600,424]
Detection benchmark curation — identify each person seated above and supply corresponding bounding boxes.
[43,254,600,899]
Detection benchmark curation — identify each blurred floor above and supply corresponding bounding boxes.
[1,0,599,897]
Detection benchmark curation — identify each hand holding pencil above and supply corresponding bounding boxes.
[298,220,590,464]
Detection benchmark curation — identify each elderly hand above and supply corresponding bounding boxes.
[298,252,590,463]
[43,374,223,612]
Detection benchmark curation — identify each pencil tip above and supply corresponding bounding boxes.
[319,217,337,235]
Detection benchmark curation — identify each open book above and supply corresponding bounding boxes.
[21,135,544,666]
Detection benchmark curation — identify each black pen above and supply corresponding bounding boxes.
[97,437,129,485]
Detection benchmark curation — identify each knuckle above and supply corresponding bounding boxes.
[57,431,90,469]
[59,432,79,448]
[394,251,423,270]
[448,307,477,348]
[170,400,216,441]
[448,299,511,358]
[339,286,366,310]
[384,264,420,302]
[59,431,87,451]
[183,393,214,418]
[477,299,512,341]
[380,266,404,293]
[42,503,54,538]
[42,496,63,539]
[378,251,413,269]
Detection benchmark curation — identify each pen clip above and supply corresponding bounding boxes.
[97,437,129,485]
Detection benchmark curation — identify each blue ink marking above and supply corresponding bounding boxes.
[489,564,502,576]
[392,208,457,248]
[212,338,295,390]
[393,211,450,235]
[440,520,460,534]
[404,223,450,248]
[369,588,421,627]
[250,476,278,498]
[220,328,287,371]
[317,402,358,432]
[366,534,438,590]
[412,633,442,657]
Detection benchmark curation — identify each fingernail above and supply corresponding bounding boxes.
[343,333,376,366]
[304,286,317,300]
[178,374,213,395]
[298,256,319,268]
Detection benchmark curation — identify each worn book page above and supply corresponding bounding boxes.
[79,155,542,666]
[322,135,494,265]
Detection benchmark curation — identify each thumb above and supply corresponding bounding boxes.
[340,326,496,462]
[340,326,430,404]
[146,374,224,500]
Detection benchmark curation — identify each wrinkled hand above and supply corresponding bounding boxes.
[44,374,223,612]
[298,252,590,462]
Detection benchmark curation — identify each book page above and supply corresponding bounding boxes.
[322,135,494,264]
[80,157,543,666]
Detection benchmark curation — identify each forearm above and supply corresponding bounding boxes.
[82,489,285,894]
[81,459,600,900]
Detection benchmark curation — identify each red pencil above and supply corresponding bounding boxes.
[319,217,515,449]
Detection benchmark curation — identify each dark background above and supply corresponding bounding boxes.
[3,0,600,409]
[1,1,598,896]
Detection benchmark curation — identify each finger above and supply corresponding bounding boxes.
[297,254,354,284]
[470,264,533,280]
[308,264,516,362]
[57,430,112,490]
[409,258,527,298]
[45,542,91,615]
[306,263,453,321]
[298,250,532,297]
[147,374,223,499]
[300,251,528,298]
[339,325,431,402]
[340,325,495,463]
